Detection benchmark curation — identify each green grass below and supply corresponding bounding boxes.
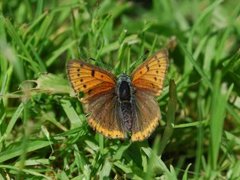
[1,0,240,179]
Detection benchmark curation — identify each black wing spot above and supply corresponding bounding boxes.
[80,79,83,82]
[146,65,150,71]
[77,69,80,72]
[91,70,95,77]
[101,75,104,78]
[88,89,92,94]
[158,64,161,67]
[156,70,159,74]
[80,63,84,67]
[83,84,87,88]
[77,74,80,76]
[140,71,143,74]
[154,77,157,81]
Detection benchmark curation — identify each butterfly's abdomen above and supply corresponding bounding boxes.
[119,102,133,131]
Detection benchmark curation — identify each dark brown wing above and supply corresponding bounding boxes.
[86,93,126,139]
[131,90,160,141]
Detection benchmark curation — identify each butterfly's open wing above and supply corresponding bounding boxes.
[67,60,125,139]
[67,61,116,102]
[131,91,160,141]
[87,93,126,139]
[130,49,169,141]
[131,49,168,96]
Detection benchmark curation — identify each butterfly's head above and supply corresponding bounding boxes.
[117,73,130,83]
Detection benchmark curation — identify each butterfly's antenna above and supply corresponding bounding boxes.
[130,49,149,71]
[144,49,150,56]
[89,57,96,62]
[144,50,150,60]
[138,49,149,62]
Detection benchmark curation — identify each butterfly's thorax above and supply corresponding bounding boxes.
[118,81,131,101]
[116,74,136,131]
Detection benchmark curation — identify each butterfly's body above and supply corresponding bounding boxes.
[116,74,136,132]
[67,49,168,141]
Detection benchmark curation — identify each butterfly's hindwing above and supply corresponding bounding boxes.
[131,90,161,141]
[87,92,126,139]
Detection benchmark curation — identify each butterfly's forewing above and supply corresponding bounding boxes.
[131,91,160,141]
[131,49,168,96]
[130,49,169,141]
[67,60,125,139]
[67,61,116,102]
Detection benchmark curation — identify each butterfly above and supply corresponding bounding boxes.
[67,49,168,141]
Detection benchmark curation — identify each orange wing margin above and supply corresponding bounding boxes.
[67,60,116,102]
[131,49,169,96]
